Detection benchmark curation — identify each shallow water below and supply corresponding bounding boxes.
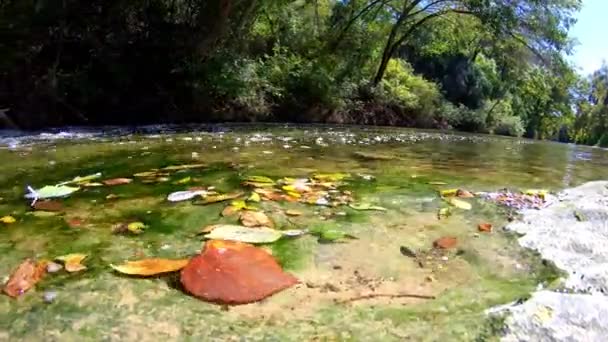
[0,125,606,340]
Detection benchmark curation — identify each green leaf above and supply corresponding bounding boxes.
[204,225,283,244]
[127,222,147,234]
[244,176,275,184]
[26,185,80,199]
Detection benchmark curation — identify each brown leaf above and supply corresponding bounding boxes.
[180,240,298,304]
[240,211,273,228]
[285,209,303,217]
[457,189,475,198]
[3,259,47,298]
[103,178,133,186]
[200,224,221,234]
[32,200,64,212]
[433,237,458,249]
[66,217,85,228]
[221,205,239,217]
[478,223,493,232]
[111,258,189,276]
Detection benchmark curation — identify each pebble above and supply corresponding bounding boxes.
[43,291,58,303]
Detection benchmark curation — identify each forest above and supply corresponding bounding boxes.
[1,0,607,145]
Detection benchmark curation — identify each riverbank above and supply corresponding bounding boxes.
[491,181,608,341]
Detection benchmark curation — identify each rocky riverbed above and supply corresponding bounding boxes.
[492,181,608,341]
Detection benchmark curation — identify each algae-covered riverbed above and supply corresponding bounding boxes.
[0,125,607,341]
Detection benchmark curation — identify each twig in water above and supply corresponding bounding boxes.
[337,292,435,304]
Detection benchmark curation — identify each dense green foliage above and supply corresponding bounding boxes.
[0,0,604,144]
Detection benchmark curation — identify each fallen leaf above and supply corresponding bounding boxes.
[55,253,87,272]
[180,240,298,304]
[25,185,79,200]
[478,223,493,232]
[1,215,16,224]
[204,225,283,244]
[32,200,64,212]
[281,229,308,237]
[285,209,303,216]
[66,217,85,228]
[200,224,221,234]
[58,172,102,186]
[400,246,417,258]
[29,211,60,217]
[437,207,451,220]
[428,181,448,185]
[242,181,276,188]
[167,190,206,202]
[440,189,459,197]
[310,225,356,242]
[196,192,244,205]
[445,197,472,210]
[574,211,586,222]
[134,171,158,178]
[348,203,387,211]
[247,192,261,202]
[254,188,284,201]
[3,259,47,298]
[102,178,133,186]
[240,211,274,228]
[456,189,475,198]
[243,176,275,184]
[173,177,192,185]
[111,258,189,276]
[162,163,205,171]
[106,194,120,200]
[82,182,104,187]
[127,222,146,234]
[433,237,458,249]
[312,173,349,182]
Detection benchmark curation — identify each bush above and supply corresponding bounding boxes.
[493,115,525,137]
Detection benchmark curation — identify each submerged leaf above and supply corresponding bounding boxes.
[312,173,350,182]
[55,253,87,272]
[478,223,493,232]
[25,185,79,199]
[204,225,283,244]
[281,229,308,237]
[240,211,273,228]
[111,258,189,276]
[445,197,472,210]
[127,222,147,234]
[348,203,387,211]
[310,225,356,242]
[433,237,458,249]
[180,240,298,304]
[428,181,447,185]
[456,189,475,198]
[196,192,244,205]
[1,215,16,224]
[58,172,102,185]
[32,200,64,212]
[162,163,205,171]
[437,207,451,220]
[173,176,192,185]
[3,259,47,298]
[167,190,206,202]
[247,192,261,202]
[243,175,275,184]
[134,171,158,178]
[102,178,133,186]
[285,209,303,216]
[440,189,459,197]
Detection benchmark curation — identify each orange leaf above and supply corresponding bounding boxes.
[3,259,47,298]
[456,189,475,198]
[180,240,298,305]
[240,211,274,228]
[433,236,458,249]
[103,178,133,186]
[478,223,493,232]
[111,258,189,276]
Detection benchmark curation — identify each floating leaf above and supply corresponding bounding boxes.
[111,258,189,276]
[349,203,387,211]
[281,229,308,237]
[440,189,459,197]
[134,171,158,178]
[162,163,205,171]
[254,188,284,201]
[3,259,47,298]
[180,240,298,304]
[242,181,276,188]
[437,207,451,220]
[312,173,349,182]
[103,178,133,186]
[106,194,120,200]
[55,253,87,272]
[247,192,261,202]
[478,223,493,232]
[445,197,472,210]
[173,177,192,185]
[196,192,244,205]
[32,200,64,212]
[29,211,60,217]
[167,190,206,202]
[433,237,458,249]
[82,182,104,187]
[204,225,283,244]
[1,215,16,224]
[285,209,303,216]
[428,181,447,185]
[127,222,146,234]
[25,185,79,200]
[240,211,273,228]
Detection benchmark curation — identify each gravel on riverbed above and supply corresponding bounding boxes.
[492,181,608,341]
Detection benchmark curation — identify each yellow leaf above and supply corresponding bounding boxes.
[286,191,301,198]
[285,209,303,216]
[174,177,192,185]
[56,253,87,272]
[248,192,261,202]
[1,215,16,224]
[445,197,472,210]
[111,258,189,276]
[312,173,350,182]
[440,189,459,197]
[127,222,147,234]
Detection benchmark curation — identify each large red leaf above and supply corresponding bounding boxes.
[181,240,298,304]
